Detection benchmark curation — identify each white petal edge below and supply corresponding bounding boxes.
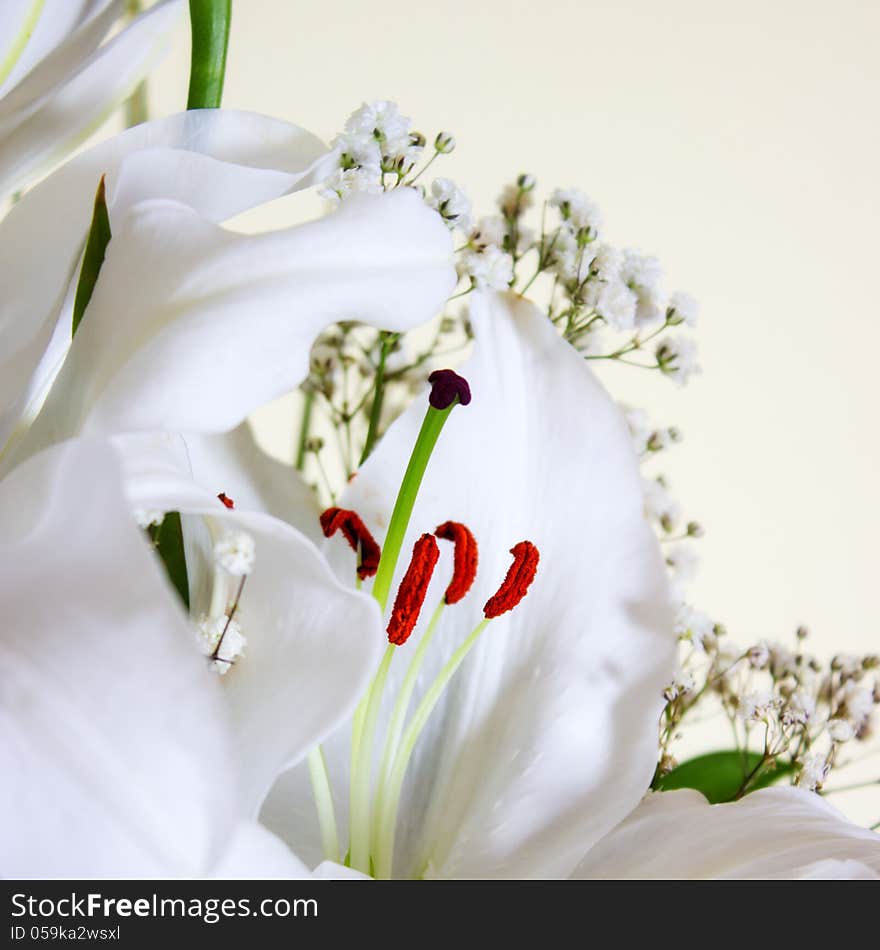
[0,108,332,455]
[572,787,880,879]
[17,188,454,452]
[0,2,112,98]
[0,0,182,196]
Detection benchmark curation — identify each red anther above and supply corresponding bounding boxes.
[434,521,478,605]
[320,507,382,580]
[483,541,540,619]
[217,492,235,509]
[387,534,440,645]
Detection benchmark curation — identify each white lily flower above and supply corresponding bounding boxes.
[259,292,880,880]
[0,0,183,196]
[262,291,676,878]
[0,108,334,456]
[0,437,365,878]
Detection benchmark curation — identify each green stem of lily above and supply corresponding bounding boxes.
[294,388,314,472]
[374,617,491,880]
[370,401,458,612]
[371,601,445,855]
[349,644,395,874]
[123,1,149,126]
[307,746,340,864]
[359,333,395,466]
[186,0,231,110]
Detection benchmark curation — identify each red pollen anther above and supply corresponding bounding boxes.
[217,492,235,509]
[387,534,440,645]
[434,521,479,605]
[483,541,540,619]
[319,507,382,580]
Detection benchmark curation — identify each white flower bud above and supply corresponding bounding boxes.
[214,531,256,576]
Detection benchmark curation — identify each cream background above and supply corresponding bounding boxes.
[137,0,879,817]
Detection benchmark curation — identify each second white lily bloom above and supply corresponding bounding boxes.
[0,0,184,197]
[0,437,370,877]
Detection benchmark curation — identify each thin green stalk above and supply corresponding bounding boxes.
[186,0,231,110]
[307,747,340,864]
[371,402,458,611]
[372,601,445,854]
[374,618,491,879]
[123,1,149,126]
[360,333,394,466]
[294,388,315,471]
[348,645,395,874]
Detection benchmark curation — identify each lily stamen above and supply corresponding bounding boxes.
[483,540,540,618]
[434,521,478,604]
[386,533,440,646]
[320,506,382,580]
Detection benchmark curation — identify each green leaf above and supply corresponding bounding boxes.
[72,176,111,337]
[151,513,190,610]
[653,750,794,803]
[186,0,231,110]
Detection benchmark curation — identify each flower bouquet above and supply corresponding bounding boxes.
[1,1,878,883]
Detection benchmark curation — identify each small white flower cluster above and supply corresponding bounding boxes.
[623,406,681,457]
[626,406,705,603]
[214,530,256,576]
[464,172,703,382]
[195,613,247,675]
[319,100,425,203]
[659,618,880,795]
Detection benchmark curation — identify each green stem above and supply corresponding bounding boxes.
[371,402,457,611]
[372,601,445,853]
[307,746,340,864]
[72,177,111,337]
[123,1,148,126]
[186,0,231,110]
[360,333,394,466]
[294,388,314,472]
[374,618,491,879]
[349,645,395,874]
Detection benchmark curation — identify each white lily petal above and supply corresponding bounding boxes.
[0,2,112,97]
[312,861,372,880]
[182,426,323,544]
[209,823,312,880]
[0,0,182,196]
[123,433,385,815]
[0,109,332,454]
[266,291,674,879]
[572,788,880,879]
[20,188,455,451]
[0,438,237,878]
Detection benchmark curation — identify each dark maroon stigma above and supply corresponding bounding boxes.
[428,369,472,410]
[217,492,235,509]
[320,507,382,580]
